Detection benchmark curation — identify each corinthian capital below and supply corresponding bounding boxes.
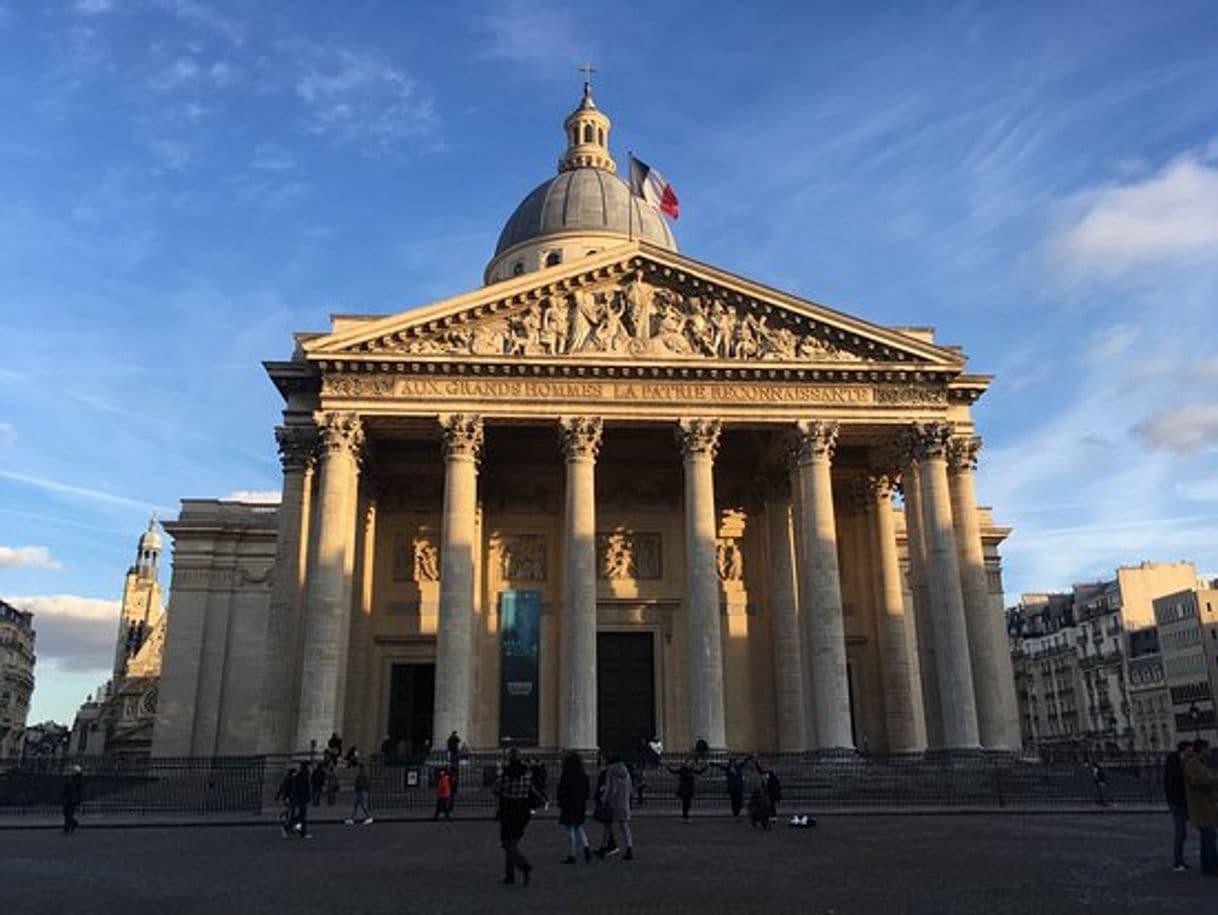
[676,418,722,460]
[315,412,364,459]
[947,434,982,474]
[275,425,317,472]
[790,420,839,464]
[559,416,603,461]
[907,421,952,462]
[439,413,483,460]
[866,473,897,504]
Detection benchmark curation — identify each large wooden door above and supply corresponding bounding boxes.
[388,663,435,754]
[597,632,656,759]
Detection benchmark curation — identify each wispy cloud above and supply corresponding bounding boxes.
[472,0,591,69]
[0,469,169,514]
[3,594,119,672]
[152,0,245,46]
[291,44,434,148]
[220,489,280,503]
[0,546,63,570]
[1134,404,1218,455]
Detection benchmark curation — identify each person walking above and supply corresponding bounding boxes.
[1164,740,1192,872]
[1090,760,1110,807]
[310,760,327,806]
[275,765,296,837]
[755,758,783,822]
[434,767,454,821]
[1182,739,1218,877]
[325,763,340,806]
[291,761,313,839]
[595,755,634,860]
[447,730,461,765]
[712,754,754,818]
[557,752,592,864]
[667,757,706,822]
[493,748,542,886]
[61,765,84,835]
[346,763,373,825]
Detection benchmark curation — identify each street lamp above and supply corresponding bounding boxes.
[1187,702,1202,740]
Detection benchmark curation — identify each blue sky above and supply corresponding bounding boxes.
[2,0,1217,725]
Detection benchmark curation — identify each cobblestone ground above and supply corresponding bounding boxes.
[1,813,1212,915]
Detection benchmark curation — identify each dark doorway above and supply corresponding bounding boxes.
[597,632,656,760]
[388,664,435,754]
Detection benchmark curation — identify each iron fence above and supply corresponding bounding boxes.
[0,750,1171,818]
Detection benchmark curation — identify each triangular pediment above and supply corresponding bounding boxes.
[305,243,966,369]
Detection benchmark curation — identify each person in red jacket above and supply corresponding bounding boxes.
[434,767,454,820]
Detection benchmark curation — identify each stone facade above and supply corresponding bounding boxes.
[1154,585,1218,744]
[0,600,35,757]
[151,88,1021,758]
[1008,562,1200,754]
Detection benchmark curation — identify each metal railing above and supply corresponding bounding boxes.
[0,750,1173,818]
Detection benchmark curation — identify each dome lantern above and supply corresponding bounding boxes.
[559,78,616,174]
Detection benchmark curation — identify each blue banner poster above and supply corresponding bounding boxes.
[499,589,541,746]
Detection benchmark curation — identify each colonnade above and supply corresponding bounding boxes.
[267,411,1019,756]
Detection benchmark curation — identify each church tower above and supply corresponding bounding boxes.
[113,516,164,677]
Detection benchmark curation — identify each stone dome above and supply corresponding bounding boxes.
[484,82,678,284]
[493,168,677,258]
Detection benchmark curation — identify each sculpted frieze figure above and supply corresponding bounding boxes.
[597,530,662,581]
[385,272,867,363]
[495,534,547,582]
[716,538,744,581]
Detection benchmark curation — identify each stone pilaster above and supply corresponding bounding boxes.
[293,412,363,753]
[911,422,980,749]
[433,414,483,746]
[790,420,854,751]
[559,416,603,751]
[677,418,727,750]
[764,477,808,751]
[948,435,1020,750]
[258,425,316,755]
[867,473,925,752]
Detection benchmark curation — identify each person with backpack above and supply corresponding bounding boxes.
[493,748,543,885]
[346,763,373,825]
[595,755,635,860]
[556,751,592,864]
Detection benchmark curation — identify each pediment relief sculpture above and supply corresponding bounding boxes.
[352,272,877,364]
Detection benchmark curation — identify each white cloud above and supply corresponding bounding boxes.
[153,0,245,46]
[0,546,63,570]
[73,0,114,14]
[0,468,167,513]
[0,421,15,444]
[1133,404,1218,455]
[293,45,434,147]
[221,489,280,504]
[1052,154,1218,277]
[3,595,120,671]
[473,0,589,68]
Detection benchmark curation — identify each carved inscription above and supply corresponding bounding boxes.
[597,531,662,581]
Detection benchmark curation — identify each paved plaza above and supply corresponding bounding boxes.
[1,812,1213,914]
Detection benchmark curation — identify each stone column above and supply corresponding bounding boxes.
[677,418,727,750]
[791,420,854,751]
[868,473,925,752]
[901,458,941,750]
[294,412,363,752]
[259,425,316,755]
[559,416,603,752]
[433,414,483,746]
[765,478,808,751]
[948,435,1020,750]
[911,422,980,749]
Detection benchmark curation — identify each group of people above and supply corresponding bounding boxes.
[275,757,374,838]
[1164,738,1218,876]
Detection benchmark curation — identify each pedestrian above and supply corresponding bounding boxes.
[646,734,663,767]
[326,732,343,766]
[447,730,461,766]
[291,762,313,839]
[1182,739,1218,876]
[434,767,454,820]
[275,765,296,837]
[311,759,328,806]
[747,786,772,829]
[1164,740,1192,872]
[493,748,542,886]
[755,758,783,821]
[346,763,373,825]
[595,755,634,860]
[61,765,84,835]
[667,757,706,822]
[557,751,592,864]
[344,745,360,769]
[712,753,754,817]
[325,763,339,806]
[529,757,549,810]
[1090,760,1110,806]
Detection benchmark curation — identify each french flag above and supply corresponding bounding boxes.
[629,154,679,220]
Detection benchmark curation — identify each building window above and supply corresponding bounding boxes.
[545,251,561,267]
[583,124,593,143]
[512,262,524,277]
